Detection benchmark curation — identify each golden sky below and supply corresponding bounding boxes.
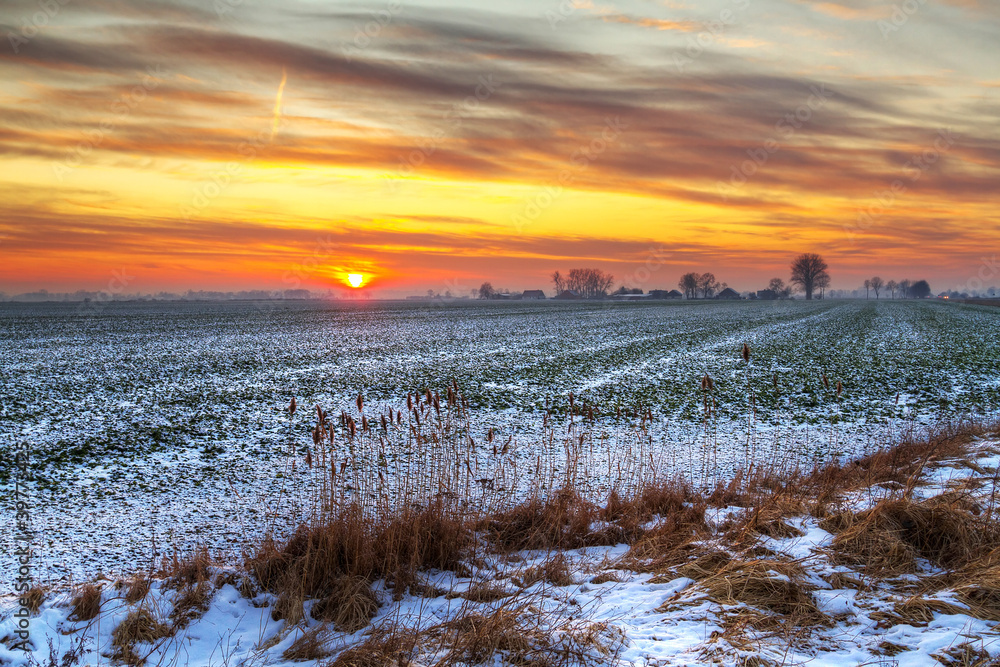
[1,0,998,296]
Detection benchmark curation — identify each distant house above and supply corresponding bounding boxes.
[522,290,546,300]
[611,292,648,301]
[555,290,582,300]
[649,290,683,300]
[716,287,742,300]
[756,289,778,300]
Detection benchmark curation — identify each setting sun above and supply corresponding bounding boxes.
[347,273,364,288]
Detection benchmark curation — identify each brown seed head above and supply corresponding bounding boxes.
[741,343,750,363]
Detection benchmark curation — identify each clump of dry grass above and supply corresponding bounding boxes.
[311,576,380,633]
[870,597,969,628]
[163,547,212,589]
[329,628,417,667]
[282,625,335,662]
[249,499,469,607]
[601,480,704,541]
[675,550,732,581]
[826,494,999,576]
[169,583,212,629]
[124,577,151,604]
[110,608,173,666]
[483,488,598,551]
[69,584,103,622]
[516,554,574,588]
[695,559,828,627]
[22,587,45,615]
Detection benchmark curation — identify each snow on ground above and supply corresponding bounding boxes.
[4,299,1000,588]
[4,439,1000,666]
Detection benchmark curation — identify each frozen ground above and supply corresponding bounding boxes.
[3,438,1000,667]
[1,298,999,587]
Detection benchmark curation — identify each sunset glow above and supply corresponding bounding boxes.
[0,1,998,298]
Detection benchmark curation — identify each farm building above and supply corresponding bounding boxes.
[649,290,683,300]
[522,290,546,300]
[716,287,742,300]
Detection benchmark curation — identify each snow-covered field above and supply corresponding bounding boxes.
[4,435,1000,667]
[1,299,999,587]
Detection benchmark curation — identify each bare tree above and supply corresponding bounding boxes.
[551,271,565,295]
[678,273,699,300]
[863,279,871,299]
[898,279,911,299]
[698,272,720,299]
[478,282,495,300]
[870,276,884,299]
[566,268,614,298]
[816,273,831,299]
[767,278,792,298]
[886,280,898,299]
[790,253,830,300]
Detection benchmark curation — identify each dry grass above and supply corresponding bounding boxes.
[311,576,380,633]
[22,587,45,615]
[282,625,335,662]
[675,550,732,581]
[110,608,173,666]
[124,577,151,604]
[249,499,468,606]
[516,553,575,588]
[169,583,212,629]
[825,494,1000,576]
[329,628,417,667]
[695,559,829,627]
[163,547,212,589]
[870,597,970,628]
[483,488,599,551]
[69,584,103,622]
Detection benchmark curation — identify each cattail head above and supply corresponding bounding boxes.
[356,392,364,413]
[312,427,321,445]
[362,415,369,431]
[380,414,387,430]
[568,392,574,408]
[425,388,432,405]
[289,397,296,415]
[305,451,312,468]
[701,374,713,391]
[348,418,356,438]
[407,393,413,411]
[836,380,843,397]
[822,373,830,390]
[741,343,750,363]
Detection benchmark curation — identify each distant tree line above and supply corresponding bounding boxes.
[551,269,615,299]
[862,277,931,299]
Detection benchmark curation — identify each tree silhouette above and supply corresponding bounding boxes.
[678,272,699,300]
[910,280,931,299]
[886,280,898,299]
[698,272,720,299]
[551,271,565,294]
[790,253,830,300]
[870,276,884,299]
[478,282,495,300]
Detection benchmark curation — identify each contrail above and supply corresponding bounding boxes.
[271,67,287,140]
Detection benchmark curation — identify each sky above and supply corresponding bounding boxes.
[0,0,998,298]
